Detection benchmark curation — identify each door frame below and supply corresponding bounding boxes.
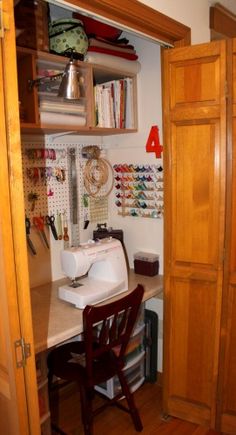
[57,0,191,47]
[2,0,191,433]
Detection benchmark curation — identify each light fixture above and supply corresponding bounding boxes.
[29,49,81,100]
[57,57,80,99]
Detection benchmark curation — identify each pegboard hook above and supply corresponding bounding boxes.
[47,132,75,143]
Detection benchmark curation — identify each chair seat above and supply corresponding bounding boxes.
[48,340,124,386]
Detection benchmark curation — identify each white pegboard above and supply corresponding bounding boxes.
[22,140,110,247]
[23,142,69,217]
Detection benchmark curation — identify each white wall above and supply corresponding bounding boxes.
[139,0,236,44]
[104,35,163,272]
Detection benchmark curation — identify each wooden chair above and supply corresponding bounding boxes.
[48,284,145,435]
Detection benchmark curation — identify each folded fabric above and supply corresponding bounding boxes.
[89,40,135,55]
[89,37,135,52]
[40,111,86,126]
[72,12,122,41]
[93,36,131,46]
[87,47,138,60]
[85,52,141,74]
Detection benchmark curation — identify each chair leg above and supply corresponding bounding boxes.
[117,368,143,432]
[79,383,94,435]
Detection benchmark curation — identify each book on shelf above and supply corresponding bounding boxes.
[94,77,134,129]
[125,77,134,129]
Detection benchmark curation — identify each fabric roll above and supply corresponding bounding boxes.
[40,99,85,114]
[85,52,141,74]
[40,111,86,126]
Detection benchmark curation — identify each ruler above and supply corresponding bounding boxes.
[69,148,78,225]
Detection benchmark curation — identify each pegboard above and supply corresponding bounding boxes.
[23,141,69,215]
[22,140,109,246]
[78,147,110,226]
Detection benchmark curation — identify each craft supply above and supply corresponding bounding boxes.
[69,148,78,224]
[56,212,63,240]
[33,216,50,249]
[62,212,69,241]
[28,192,39,211]
[25,217,36,255]
[83,157,114,198]
[46,215,58,240]
[63,227,69,241]
[134,252,159,276]
[113,163,163,218]
[47,187,54,197]
[40,111,86,126]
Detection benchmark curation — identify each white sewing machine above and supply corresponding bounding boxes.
[58,238,128,308]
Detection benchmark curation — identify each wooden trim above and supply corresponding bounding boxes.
[210,3,236,39]
[66,0,191,46]
[216,38,236,434]
[2,0,41,433]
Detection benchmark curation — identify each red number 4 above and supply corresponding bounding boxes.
[146,125,163,158]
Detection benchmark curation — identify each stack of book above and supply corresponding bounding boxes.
[94,78,134,129]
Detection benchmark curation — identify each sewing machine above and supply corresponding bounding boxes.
[58,238,128,308]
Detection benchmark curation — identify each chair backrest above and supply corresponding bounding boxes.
[83,284,144,385]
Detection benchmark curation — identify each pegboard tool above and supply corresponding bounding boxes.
[25,217,36,255]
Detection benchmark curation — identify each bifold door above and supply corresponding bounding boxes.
[163,40,226,428]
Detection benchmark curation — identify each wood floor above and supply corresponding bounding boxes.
[50,381,222,435]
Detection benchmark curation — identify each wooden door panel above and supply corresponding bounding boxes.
[0,46,25,435]
[221,285,236,411]
[171,58,220,108]
[172,122,220,268]
[219,282,236,434]
[163,40,226,428]
[169,279,218,407]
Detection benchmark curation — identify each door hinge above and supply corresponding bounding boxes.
[14,338,31,368]
[0,1,10,39]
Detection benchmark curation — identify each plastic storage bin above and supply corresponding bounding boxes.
[134,252,159,276]
[95,351,145,399]
[95,304,145,399]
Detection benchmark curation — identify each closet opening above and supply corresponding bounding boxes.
[14,1,169,433]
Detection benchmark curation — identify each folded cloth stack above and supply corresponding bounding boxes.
[87,36,138,60]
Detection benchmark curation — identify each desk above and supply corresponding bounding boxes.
[31,269,163,354]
